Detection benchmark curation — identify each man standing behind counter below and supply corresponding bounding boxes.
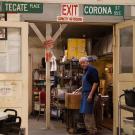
[74,57,99,135]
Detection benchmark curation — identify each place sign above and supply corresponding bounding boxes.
[0,1,43,13]
[84,5,124,16]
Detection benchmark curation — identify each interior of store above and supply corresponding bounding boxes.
[28,22,113,134]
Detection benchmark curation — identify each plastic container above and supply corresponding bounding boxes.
[123,117,135,135]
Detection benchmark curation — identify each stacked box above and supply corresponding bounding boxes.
[67,38,87,59]
[76,39,87,59]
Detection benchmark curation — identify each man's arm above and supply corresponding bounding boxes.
[87,68,99,102]
[87,83,98,102]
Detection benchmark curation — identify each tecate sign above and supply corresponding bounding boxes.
[84,5,124,16]
[0,1,43,13]
[57,4,83,22]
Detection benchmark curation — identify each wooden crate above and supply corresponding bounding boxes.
[65,93,81,109]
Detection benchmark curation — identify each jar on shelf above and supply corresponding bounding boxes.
[34,70,39,80]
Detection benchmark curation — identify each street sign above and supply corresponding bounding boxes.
[84,5,124,16]
[0,1,43,13]
[57,4,83,22]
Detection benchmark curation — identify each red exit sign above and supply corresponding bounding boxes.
[61,4,79,16]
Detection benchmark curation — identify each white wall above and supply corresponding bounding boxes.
[29,48,45,69]
[28,37,64,114]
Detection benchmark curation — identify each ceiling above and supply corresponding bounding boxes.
[28,22,113,48]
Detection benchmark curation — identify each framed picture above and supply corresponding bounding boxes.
[0,13,7,40]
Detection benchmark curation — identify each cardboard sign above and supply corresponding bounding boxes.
[57,4,83,22]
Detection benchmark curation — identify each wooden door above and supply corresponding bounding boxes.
[0,21,28,134]
[113,20,135,134]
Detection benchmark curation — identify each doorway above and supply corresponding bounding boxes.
[28,22,113,135]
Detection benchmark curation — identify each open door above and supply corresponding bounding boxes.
[113,20,135,134]
[0,21,28,134]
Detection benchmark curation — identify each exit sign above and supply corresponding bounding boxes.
[61,4,79,16]
[0,2,43,13]
[84,5,124,16]
[57,4,83,22]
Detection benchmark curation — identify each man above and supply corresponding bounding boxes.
[75,57,99,135]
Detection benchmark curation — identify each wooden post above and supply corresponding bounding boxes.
[45,24,52,129]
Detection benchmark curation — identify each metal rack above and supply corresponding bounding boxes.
[58,60,82,92]
[118,94,135,135]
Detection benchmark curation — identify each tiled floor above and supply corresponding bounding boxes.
[28,117,113,135]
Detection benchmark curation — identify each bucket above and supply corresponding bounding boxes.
[123,117,135,135]
[123,89,135,107]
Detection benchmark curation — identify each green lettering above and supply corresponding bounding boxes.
[94,6,98,14]
[89,7,93,14]
[98,7,102,14]
[13,4,17,11]
[102,7,107,14]
[108,7,112,14]
[23,4,28,11]
[84,6,89,15]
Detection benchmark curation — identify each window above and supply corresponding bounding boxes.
[0,28,21,72]
[119,26,133,73]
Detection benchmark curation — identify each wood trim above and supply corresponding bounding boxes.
[29,23,45,43]
[0,0,134,5]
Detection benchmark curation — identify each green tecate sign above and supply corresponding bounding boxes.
[0,1,43,13]
[84,5,124,16]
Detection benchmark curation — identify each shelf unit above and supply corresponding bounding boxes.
[58,60,83,92]
[32,68,55,112]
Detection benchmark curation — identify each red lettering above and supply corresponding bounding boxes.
[62,5,67,16]
[61,4,79,17]
[74,5,78,16]
[67,5,71,16]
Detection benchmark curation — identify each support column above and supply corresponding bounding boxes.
[45,24,52,129]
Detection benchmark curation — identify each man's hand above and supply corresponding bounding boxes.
[72,87,82,94]
[87,94,93,103]
[72,89,80,94]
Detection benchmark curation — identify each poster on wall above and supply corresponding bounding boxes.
[0,13,7,40]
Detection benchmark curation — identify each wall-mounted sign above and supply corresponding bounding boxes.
[0,2,43,13]
[84,5,124,16]
[0,86,13,96]
[57,4,83,22]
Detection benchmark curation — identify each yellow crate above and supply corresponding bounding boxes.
[67,38,87,59]
[67,39,77,59]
